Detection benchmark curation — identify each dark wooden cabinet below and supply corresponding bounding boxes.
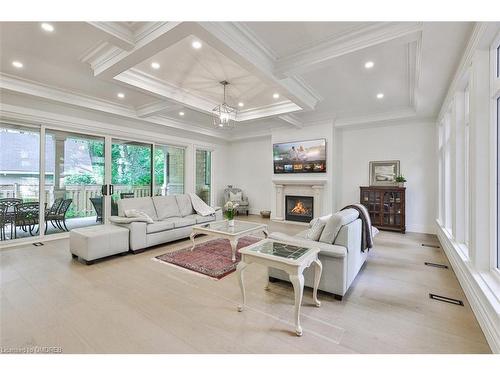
[360,186,406,233]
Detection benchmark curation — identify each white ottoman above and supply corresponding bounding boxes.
[70,225,129,265]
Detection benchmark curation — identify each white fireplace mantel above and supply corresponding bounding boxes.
[272,179,326,223]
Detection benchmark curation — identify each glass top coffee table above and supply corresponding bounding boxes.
[190,220,269,262]
[237,239,322,337]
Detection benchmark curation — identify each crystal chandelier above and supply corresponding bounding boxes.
[212,81,237,129]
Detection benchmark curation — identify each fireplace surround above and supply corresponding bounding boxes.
[285,195,314,223]
[272,179,326,223]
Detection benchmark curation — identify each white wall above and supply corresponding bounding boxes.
[339,121,437,234]
[226,137,273,214]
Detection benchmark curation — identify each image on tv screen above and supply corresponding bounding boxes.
[273,139,326,174]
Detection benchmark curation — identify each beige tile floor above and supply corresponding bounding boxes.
[0,215,491,353]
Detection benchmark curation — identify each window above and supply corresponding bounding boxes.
[464,87,471,247]
[111,139,152,201]
[444,114,452,232]
[45,129,105,233]
[195,149,212,205]
[154,145,185,195]
[0,124,40,241]
[497,96,500,267]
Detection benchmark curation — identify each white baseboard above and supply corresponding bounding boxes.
[436,222,500,353]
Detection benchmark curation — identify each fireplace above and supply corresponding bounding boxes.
[285,195,314,223]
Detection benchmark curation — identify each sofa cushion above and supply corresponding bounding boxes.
[309,214,332,228]
[163,216,196,228]
[152,195,181,220]
[124,209,154,224]
[269,232,347,259]
[118,197,158,220]
[229,191,242,202]
[146,220,175,234]
[301,219,326,241]
[319,209,359,244]
[175,194,195,217]
[185,213,215,224]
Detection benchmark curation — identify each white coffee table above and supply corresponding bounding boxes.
[190,220,269,261]
[236,239,322,336]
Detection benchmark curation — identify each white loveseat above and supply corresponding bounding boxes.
[112,194,222,252]
[268,210,376,300]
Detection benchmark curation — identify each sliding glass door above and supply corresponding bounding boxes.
[111,139,152,210]
[1,127,188,244]
[0,123,40,241]
[195,149,212,205]
[44,129,105,234]
[154,145,185,196]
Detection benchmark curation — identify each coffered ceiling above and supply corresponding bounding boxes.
[0,21,474,140]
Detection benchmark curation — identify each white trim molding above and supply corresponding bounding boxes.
[437,223,500,353]
[274,22,423,77]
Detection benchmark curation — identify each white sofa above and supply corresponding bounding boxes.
[112,194,222,252]
[268,210,375,300]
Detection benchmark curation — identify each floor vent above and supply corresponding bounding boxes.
[33,242,44,247]
[429,293,464,306]
[424,262,448,269]
[422,243,440,248]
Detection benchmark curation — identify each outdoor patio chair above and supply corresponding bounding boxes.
[89,197,103,223]
[44,198,63,234]
[0,203,8,240]
[14,202,40,237]
[0,198,22,238]
[50,198,73,232]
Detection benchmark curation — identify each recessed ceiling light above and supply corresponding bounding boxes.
[273,93,280,99]
[151,62,160,70]
[179,111,185,116]
[376,93,384,99]
[238,102,244,107]
[117,93,125,99]
[41,23,54,32]
[192,40,202,49]
[364,61,374,69]
[12,61,23,68]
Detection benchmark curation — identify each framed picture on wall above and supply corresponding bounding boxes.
[369,160,400,186]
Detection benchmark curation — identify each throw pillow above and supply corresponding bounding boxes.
[303,219,326,241]
[229,191,242,202]
[124,209,154,224]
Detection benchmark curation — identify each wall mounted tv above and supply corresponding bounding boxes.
[273,138,326,174]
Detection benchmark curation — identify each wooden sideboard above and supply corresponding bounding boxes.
[360,186,406,233]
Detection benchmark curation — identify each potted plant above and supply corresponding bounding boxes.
[395,175,407,188]
[224,201,239,226]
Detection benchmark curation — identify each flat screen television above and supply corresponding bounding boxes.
[273,138,326,174]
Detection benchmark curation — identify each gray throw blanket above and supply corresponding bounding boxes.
[342,204,374,251]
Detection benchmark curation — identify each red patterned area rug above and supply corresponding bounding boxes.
[154,236,261,279]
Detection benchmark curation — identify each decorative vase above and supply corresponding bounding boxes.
[228,219,235,227]
[398,182,405,188]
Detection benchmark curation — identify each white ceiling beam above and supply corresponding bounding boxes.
[195,22,321,111]
[136,101,183,118]
[87,22,136,51]
[278,114,303,128]
[274,22,423,77]
[90,22,188,79]
[0,73,226,139]
[115,69,217,114]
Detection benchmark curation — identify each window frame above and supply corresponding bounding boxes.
[491,31,500,273]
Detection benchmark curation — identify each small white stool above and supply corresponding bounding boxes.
[70,224,129,265]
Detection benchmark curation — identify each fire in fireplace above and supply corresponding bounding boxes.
[285,195,314,223]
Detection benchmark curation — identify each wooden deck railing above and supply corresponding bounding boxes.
[0,183,184,217]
